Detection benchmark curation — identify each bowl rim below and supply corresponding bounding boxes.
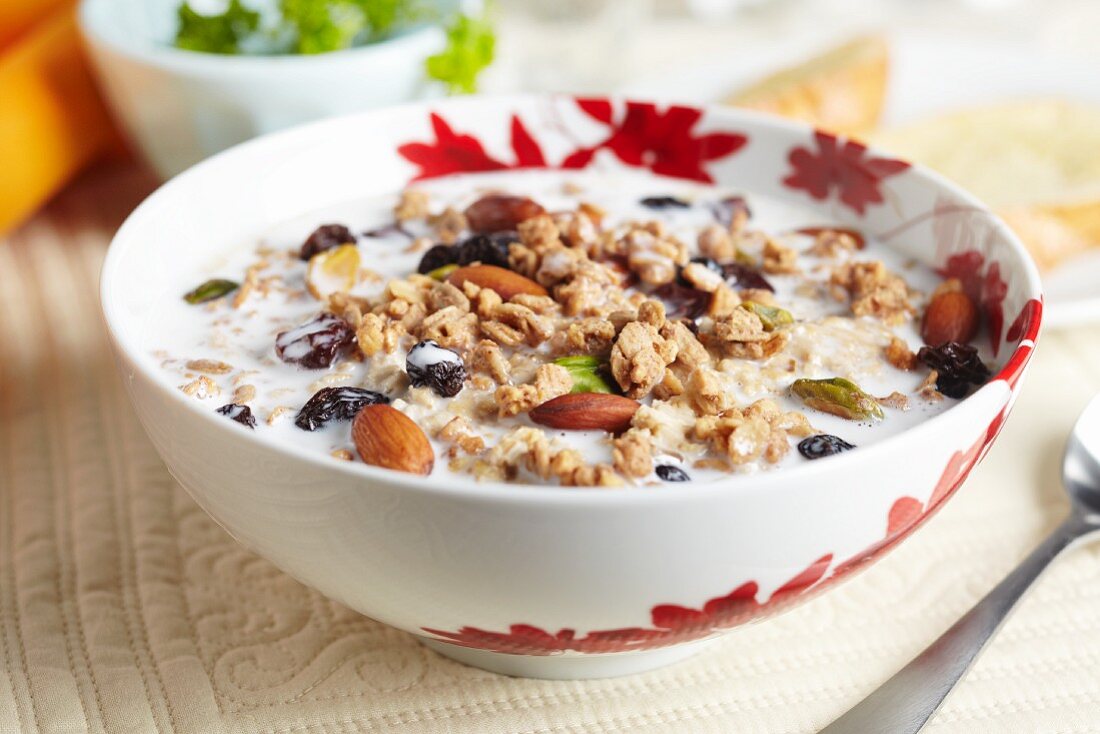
[100,93,1044,507]
[77,0,444,75]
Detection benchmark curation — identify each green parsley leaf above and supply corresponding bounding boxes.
[351,0,405,40]
[175,0,261,54]
[172,0,495,93]
[426,13,495,94]
[280,0,362,54]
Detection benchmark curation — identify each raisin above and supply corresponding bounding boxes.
[653,281,711,320]
[917,341,991,399]
[656,464,691,482]
[216,403,256,428]
[458,232,517,268]
[415,232,518,274]
[465,195,544,233]
[719,262,774,292]
[417,244,455,274]
[406,340,467,397]
[295,387,390,431]
[640,196,691,210]
[300,224,355,260]
[275,313,356,369]
[797,434,856,460]
[363,223,412,239]
[709,196,751,228]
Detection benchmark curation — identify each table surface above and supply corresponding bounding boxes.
[2,154,1100,734]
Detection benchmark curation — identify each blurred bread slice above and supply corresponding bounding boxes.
[873,100,1100,208]
[726,35,888,138]
[873,100,1100,269]
[1000,201,1100,271]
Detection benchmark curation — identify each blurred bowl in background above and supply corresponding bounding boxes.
[79,0,446,178]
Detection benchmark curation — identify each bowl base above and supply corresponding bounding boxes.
[418,636,716,679]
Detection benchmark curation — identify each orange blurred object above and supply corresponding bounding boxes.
[0,5,118,234]
[0,0,69,49]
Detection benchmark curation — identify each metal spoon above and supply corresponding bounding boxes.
[820,395,1100,734]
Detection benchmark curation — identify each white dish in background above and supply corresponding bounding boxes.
[622,31,1100,328]
[79,0,446,179]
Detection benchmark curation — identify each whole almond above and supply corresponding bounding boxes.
[529,393,640,433]
[352,404,434,475]
[447,265,549,300]
[922,290,978,346]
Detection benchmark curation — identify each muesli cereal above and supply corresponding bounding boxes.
[156,169,992,486]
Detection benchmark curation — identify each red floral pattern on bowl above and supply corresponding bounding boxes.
[781,131,910,214]
[398,98,750,183]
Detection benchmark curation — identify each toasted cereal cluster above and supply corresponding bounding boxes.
[829,260,915,325]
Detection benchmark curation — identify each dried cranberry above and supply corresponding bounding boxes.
[798,434,856,460]
[275,313,356,369]
[294,387,389,431]
[216,403,256,428]
[917,341,991,399]
[299,224,355,260]
[656,464,691,482]
[465,195,544,233]
[416,232,518,274]
[640,196,691,210]
[653,282,711,320]
[406,340,467,397]
[719,262,774,292]
[709,196,751,228]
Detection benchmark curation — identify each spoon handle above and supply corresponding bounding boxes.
[820,512,1097,734]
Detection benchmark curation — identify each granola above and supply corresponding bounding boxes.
[158,169,979,486]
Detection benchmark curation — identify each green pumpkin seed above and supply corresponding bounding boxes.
[790,377,884,421]
[183,278,239,305]
[553,355,613,394]
[734,248,757,267]
[427,264,460,281]
[740,301,793,331]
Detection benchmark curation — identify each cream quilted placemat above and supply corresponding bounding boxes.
[2,162,1100,734]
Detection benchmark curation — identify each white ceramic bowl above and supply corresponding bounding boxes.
[101,95,1043,679]
[78,0,446,178]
